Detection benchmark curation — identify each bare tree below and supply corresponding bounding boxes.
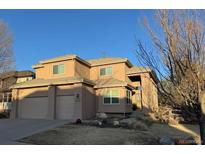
[0,20,14,73]
[136,10,205,144]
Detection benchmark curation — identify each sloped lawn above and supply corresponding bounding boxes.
[19,123,200,145]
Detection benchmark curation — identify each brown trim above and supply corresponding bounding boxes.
[90,60,132,67]
[25,95,48,98]
[56,94,74,97]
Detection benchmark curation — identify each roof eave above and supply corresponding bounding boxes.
[39,55,77,64]
[10,79,95,89]
[91,60,132,67]
[75,56,91,67]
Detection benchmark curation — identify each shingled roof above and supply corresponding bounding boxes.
[126,66,151,74]
[94,78,135,89]
[10,76,95,89]
[32,54,91,69]
[126,66,158,83]
[87,57,133,67]
[0,71,35,80]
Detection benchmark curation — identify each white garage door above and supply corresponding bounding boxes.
[56,95,75,120]
[18,97,48,119]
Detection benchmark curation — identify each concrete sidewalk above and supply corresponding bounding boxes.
[0,119,70,144]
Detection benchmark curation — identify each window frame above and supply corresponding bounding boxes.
[99,66,113,76]
[103,90,120,105]
[53,63,65,75]
[126,90,132,104]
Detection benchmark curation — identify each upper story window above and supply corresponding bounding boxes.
[100,67,112,76]
[53,64,65,75]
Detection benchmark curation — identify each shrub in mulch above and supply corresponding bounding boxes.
[119,118,148,131]
[75,119,82,124]
[0,111,10,119]
[132,104,137,111]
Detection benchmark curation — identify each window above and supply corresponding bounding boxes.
[126,90,132,104]
[103,90,119,104]
[53,64,65,74]
[7,92,12,102]
[1,92,12,103]
[100,67,112,76]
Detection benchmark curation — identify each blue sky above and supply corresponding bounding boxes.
[0,10,155,71]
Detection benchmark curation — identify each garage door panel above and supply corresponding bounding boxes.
[56,95,75,120]
[19,97,48,119]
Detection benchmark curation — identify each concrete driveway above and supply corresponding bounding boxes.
[0,119,70,144]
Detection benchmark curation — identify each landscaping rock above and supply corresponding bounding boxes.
[129,111,145,118]
[97,121,102,126]
[159,136,175,145]
[120,118,137,128]
[84,120,102,126]
[113,120,120,127]
[96,112,108,119]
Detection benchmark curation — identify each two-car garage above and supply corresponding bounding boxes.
[10,79,96,120]
[18,95,76,120]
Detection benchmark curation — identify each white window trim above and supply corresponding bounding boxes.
[126,90,132,104]
[103,90,120,105]
[52,63,65,75]
[99,66,113,77]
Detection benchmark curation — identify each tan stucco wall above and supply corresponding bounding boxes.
[17,87,48,99]
[131,81,142,108]
[35,60,75,79]
[96,87,132,113]
[90,63,127,81]
[125,64,133,85]
[82,84,96,119]
[74,60,90,80]
[140,73,158,111]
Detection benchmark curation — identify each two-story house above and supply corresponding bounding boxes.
[0,71,35,112]
[10,54,158,120]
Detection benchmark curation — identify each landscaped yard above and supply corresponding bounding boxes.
[19,123,200,145]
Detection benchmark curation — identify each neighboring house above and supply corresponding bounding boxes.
[10,54,158,120]
[0,71,35,112]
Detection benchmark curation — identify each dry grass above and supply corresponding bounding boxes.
[19,123,200,145]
